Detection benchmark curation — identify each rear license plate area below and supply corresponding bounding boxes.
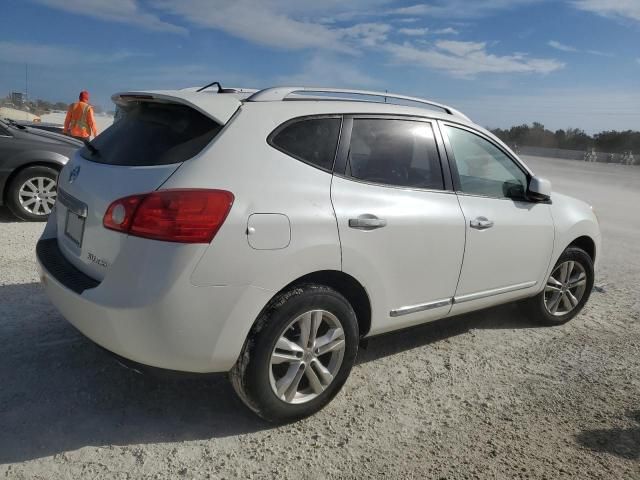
[65,210,85,247]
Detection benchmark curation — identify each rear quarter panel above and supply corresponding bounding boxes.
[164,103,342,291]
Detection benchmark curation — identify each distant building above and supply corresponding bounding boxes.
[11,92,25,107]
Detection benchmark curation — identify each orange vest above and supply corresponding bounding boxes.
[67,102,93,137]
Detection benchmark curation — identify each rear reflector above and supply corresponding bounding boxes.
[103,189,234,243]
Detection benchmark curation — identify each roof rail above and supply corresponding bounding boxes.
[245,86,470,121]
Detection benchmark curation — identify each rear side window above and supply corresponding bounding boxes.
[347,118,444,190]
[270,117,341,171]
[81,102,222,166]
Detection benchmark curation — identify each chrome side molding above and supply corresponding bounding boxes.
[453,281,537,304]
[390,281,537,317]
[390,298,452,317]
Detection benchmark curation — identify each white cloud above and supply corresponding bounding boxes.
[17,0,564,83]
[436,40,486,56]
[434,27,459,35]
[0,41,141,66]
[392,4,435,15]
[547,40,613,57]
[154,0,358,52]
[572,0,640,23]
[153,0,395,53]
[390,1,545,18]
[585,49,614,57]
[32,0,186,34]
[386,40,564,78]
[548,40,579,52]
[398,27,429,36]
[398,26,459,36]
[277,55,379,87]
[341,23,392,47]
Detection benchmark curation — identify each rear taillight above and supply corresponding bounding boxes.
[103,189,234,243]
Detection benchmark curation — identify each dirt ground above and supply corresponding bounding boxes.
[1,156,638,479]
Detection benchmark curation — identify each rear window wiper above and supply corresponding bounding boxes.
[83,139,100,156]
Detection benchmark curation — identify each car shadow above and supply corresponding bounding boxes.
[0,282,271,464]
[0,281,541,464]
[0,206,19,223]
[575,411,640,460]
[358,302,542,364]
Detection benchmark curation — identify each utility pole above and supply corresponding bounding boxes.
[25,64,28,104]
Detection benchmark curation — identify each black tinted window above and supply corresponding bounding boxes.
[271,117,341,171]
[347,119,444,190]
[81,102,222,166]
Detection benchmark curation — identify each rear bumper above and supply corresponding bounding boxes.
[36,232,273,373]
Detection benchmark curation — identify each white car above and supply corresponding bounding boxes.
[36,85,601,422]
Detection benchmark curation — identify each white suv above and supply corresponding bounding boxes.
[37,85,601,422]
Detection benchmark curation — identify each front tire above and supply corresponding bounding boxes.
[230,284,359,423]
[6,165,59,221]
[526,246,594,325]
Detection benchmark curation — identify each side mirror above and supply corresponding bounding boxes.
[528,176,551,202]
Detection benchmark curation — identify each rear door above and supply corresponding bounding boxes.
[56,96,238,280]
[440,123,554,314]
[331,116,466,334]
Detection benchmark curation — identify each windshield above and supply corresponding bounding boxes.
[80,101,222,166]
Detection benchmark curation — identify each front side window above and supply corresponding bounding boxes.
[347,118,444,190]
[445,125,528,199]
[270,117,341,171]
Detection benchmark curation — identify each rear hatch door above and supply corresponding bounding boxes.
[55,91,240,281]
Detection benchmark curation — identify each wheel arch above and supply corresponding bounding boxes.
[275,270,372,338]
[2,161,62,205]
[567,235,596,262]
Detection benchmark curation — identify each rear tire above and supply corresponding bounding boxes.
[230,284,359,423]
[525,247,594,325]
[6,165,59,221]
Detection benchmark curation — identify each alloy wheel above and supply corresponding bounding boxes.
[269,310,346,404]
[18,176,57,216]
[544,260,588,316]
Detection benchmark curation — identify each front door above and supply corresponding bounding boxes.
[331,117,466,334]
[441,123,554,315]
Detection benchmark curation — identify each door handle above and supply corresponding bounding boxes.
[348,215,387,230]
[470,216,494,230]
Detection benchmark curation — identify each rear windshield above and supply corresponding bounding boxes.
[81,102,222,166]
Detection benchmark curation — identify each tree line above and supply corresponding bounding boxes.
[491,122,640,154]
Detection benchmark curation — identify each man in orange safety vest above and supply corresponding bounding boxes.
[63,90,98,141]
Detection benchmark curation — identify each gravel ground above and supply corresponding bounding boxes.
[1,156,639,479]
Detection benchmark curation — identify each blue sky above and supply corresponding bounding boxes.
[1,0,639,133]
